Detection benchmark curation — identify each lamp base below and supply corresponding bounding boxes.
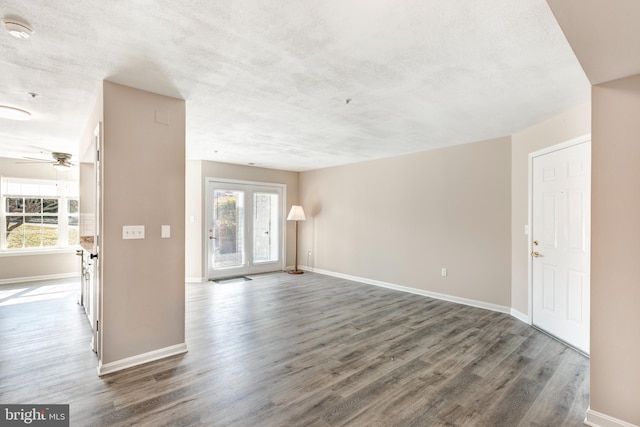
[288,269,304,275]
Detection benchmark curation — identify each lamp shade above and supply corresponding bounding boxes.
[287,205,306,221]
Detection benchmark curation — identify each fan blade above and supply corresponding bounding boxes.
[16,161,54,164]
[22,156,52,162]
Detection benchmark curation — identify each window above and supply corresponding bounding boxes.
[1,177,79,251]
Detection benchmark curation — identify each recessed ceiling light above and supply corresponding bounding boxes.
[0,105,31,121]
[3,19,34,39]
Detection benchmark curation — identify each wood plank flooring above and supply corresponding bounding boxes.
[0,272,589,426]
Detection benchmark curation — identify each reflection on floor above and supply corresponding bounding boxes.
[0,272,589,426]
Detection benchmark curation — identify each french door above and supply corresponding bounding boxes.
[531,140,590,354]
[206,179,285,280]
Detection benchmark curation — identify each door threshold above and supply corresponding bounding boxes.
[210,276,252,284]
[532,325,589,358]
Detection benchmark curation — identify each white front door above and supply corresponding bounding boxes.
[531,141,590,353]
[206,180,285,280]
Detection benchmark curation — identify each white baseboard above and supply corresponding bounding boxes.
[300,266,511,316]
[97,343,188,376]
[0,273,80,286]
[510,308,530,324]
[585,408,639,427]
[185,277,206,283]
[585,408,638,427]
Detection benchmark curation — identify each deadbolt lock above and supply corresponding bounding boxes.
[533,240,539,246]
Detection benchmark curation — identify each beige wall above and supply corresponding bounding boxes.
[0,252,79,283]
[101,81,185,365]
[591,74,640,425]
[510,103,591,316]
[185,160,299,280]
[0,157,79,283]
[299,137,512,307]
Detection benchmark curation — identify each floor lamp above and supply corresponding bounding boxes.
[287,205,306,274]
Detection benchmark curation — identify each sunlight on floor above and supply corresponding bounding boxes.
[0,281,80,307]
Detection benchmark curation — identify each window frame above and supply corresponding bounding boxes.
[1,177,79,253]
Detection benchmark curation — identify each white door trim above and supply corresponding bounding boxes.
[204,177,286,279]
[527,134,591,327]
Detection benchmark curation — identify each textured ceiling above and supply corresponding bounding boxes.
[0,0,589,171]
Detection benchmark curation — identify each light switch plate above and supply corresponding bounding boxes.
[123,225,145,239]
[161,225,171,238]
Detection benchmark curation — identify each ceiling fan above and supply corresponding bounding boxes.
[19,151,75,171]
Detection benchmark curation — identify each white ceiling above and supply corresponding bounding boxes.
[0,0,589,171]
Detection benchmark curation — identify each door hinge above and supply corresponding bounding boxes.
[96,320,99,332]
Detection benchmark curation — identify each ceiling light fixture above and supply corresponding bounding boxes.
[3,19,34,39]
[0,105,31,121]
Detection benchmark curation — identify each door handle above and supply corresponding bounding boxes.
[209,236,217,240]
[531,251,541,257]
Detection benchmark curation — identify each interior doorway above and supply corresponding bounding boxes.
[206,179,285,280]
[529,136,591,354]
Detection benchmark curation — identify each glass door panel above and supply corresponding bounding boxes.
[211,189,245,269]
[253,192,279,264]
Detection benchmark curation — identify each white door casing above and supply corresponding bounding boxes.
[530,139,591,354]
[93,122,102,358]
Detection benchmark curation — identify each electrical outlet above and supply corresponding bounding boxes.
[441,268,447,277]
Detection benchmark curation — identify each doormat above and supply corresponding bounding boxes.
[211,276,252,284]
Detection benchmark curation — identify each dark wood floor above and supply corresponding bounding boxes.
[0,272,589,426]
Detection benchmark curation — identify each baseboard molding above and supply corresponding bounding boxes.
[510,308,530,324]
[300,266,511,316]
[0,273,80,286]
[585,408,638,427]
[585,408,639,427]
[97,343,188,376]
[185,277,206,283]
